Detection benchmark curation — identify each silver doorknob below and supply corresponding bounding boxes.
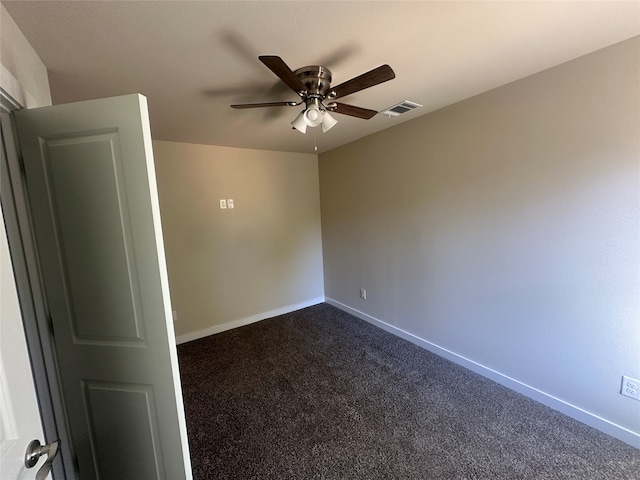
[24,439,59,480]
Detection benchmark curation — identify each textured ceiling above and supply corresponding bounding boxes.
[2,1,639,154]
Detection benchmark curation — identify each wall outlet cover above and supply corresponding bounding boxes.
[621,375,640,400]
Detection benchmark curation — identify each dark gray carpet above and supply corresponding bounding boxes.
[178,303,639,479]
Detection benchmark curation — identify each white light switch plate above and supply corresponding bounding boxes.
[220,199,227,209]
[227,199,234,209]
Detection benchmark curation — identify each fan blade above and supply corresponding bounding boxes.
[329,102,378,119]
[328,65,395,100]
[231,101,299,109]
[259,55,306,94]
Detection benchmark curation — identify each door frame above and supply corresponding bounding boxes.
[0,87,76,480]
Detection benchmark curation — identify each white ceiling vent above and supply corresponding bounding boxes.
[380,100,423,117]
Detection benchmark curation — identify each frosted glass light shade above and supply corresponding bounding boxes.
[303,105,323,127]
[291,111,307,133]
[321,111,338,133]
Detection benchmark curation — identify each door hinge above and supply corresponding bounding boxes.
[47,314,55,339]
[18,153,26,176]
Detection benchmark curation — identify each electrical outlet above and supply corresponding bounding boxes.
[227,199,234,209]
[359,289,367,300]
[621,375,640,400]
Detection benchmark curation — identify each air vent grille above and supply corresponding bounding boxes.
[381,101,422,117]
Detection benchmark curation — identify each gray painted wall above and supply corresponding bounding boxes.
[319,37,640,442]
[154,141,324,340]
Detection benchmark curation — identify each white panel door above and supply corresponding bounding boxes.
[14,94,191,480]
[0,210,47,480]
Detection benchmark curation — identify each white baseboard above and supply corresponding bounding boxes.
[175,296,325,345]
[325,297,640,449]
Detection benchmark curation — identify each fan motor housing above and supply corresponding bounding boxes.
[294,66,332,96]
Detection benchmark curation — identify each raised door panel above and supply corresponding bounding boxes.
[40,131,145,344]
[84,382,163,479]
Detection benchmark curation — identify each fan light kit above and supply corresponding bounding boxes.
[290,97,338,134]
[231,56,396,134]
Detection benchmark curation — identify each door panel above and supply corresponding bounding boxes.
[84,381,163,478]
[14,94,191,480]
[41,131,146,344]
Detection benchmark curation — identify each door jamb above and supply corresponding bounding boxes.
[0,87,76,480]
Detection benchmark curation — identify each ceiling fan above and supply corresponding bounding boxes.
[231,55,395,134]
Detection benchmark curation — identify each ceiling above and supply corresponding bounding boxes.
[3,1,639,154]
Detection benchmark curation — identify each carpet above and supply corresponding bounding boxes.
[177,303,639,479]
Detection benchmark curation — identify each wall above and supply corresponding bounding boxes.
[0,4,51,107]
[319,37,640,445]
[153,141,324,342]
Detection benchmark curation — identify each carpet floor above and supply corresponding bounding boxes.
[177,303,639,479]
